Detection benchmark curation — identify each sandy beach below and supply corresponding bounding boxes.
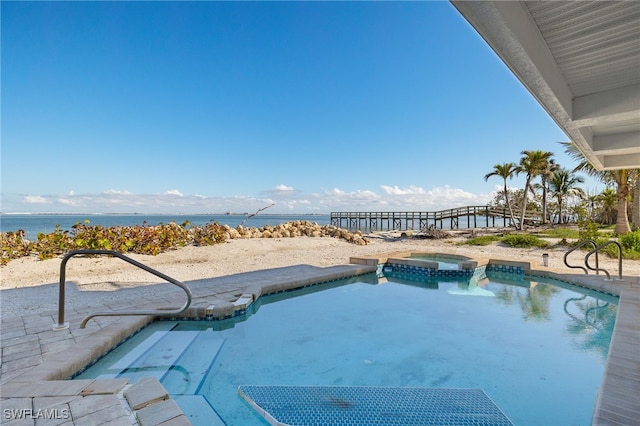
[2,233,638,293]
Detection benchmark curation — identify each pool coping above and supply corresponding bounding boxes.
[1,253,638,425]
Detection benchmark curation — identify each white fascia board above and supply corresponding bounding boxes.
[450,1,574,121]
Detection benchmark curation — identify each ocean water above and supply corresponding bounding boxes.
[0,214,331,240]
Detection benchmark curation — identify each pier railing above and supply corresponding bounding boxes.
[330,206,522,232]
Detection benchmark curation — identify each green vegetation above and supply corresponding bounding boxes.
[457,232,550,249]
[0,219,366,265]
[530,227,580,239]
[459,232,549,249]
[620,229,640,260]
[501,233,549,248]
[458,225,640,259]
[485,142,638,235]
[482,141,639,260]
[458,235,501,246]
[621,229,640,252]
[1,221,227,265]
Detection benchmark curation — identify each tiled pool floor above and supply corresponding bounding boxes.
[1,257,638,425]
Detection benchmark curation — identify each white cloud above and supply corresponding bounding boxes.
[316,185,493,212]
[380,185,427,195]
[57,197,85,207]
[103,189,132,195]
[4,184,495,214]
[274,184,294,191]
[264,184,299,198]
[23,195,48,204]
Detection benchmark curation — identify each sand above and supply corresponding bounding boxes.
[2,233,638,291]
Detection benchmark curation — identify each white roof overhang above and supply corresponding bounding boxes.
[451,1,640,170]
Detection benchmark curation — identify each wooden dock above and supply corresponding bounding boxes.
[330,206,519,232]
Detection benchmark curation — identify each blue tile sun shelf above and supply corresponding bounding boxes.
[379,255,526,281]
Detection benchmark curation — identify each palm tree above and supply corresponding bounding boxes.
[540,159,560,224]
[562,141,635,234]
[598,188,617,225]
[632,171,639,230]
[549,168,585,224]
[484,163,518,228]
[515,150,554,230]
[585,193,600,221]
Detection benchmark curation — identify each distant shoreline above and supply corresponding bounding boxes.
[0,213,333,239]
[0,212,329,216]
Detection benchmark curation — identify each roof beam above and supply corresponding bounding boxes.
[593,131,640,156]
[572,84,640,127]
[602,153,640,170]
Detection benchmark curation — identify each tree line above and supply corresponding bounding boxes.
[484,141,639,235]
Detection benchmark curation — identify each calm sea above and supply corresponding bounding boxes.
[0,214,331,240]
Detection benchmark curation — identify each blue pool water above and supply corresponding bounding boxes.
[408,254,462,270]
[75,272,617,426]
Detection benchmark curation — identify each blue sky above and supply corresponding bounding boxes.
[1,1,603,214]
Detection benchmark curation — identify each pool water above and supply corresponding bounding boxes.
[408,254,461,270]
[75,273,617,426]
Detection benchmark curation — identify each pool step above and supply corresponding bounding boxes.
[118,329,202,383]
[81,322,177,379]
[83,324,228,426]
[161,329,225,395]
[173,395,225,426]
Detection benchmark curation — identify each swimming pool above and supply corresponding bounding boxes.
[75,271,617,425]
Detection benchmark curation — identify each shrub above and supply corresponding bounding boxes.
[617,229,640,260]
[458,235,500,246]
[71,222,194,256]
[0,220,303,263]
[578,220,601,242]
[501,234,549,248]
[620,229,640,252]
[33,225,73,260]
[72,224,114,251]
[532,227,580,239]
[1,230,32,265]
[190,222,227,246]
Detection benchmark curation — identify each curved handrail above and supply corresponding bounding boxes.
[584,300,611,327]
[54,249,192,330]
[585,241,623,281]
[563,294,588,323]
[563,295,610,329]
[564,240,598,274]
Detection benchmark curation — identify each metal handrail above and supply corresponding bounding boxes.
[564,239,598,274]
[54,249,192,330]
[585,241,623,281]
